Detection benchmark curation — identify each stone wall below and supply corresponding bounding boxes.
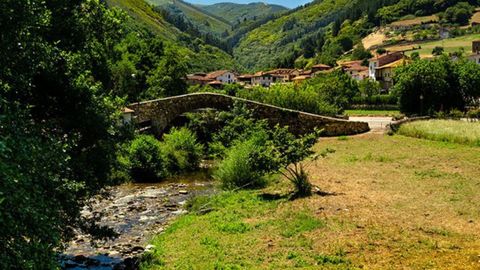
[387,116,431,132]
[128,93,370,136]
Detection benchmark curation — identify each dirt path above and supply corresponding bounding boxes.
[349,116,393,134]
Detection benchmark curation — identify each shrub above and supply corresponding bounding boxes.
[162,127,204,173]
[432,46,444,56]
[127,135,167,181]
[467,108,480,119]
[288,165,312,198]
[448,109,464,119]
[213,137,271,189]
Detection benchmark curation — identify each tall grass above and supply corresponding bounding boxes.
[397,120,480,146]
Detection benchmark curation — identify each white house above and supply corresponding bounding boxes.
[205,70,236,84]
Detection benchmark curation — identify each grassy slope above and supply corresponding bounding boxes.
[385,33,480,57]
[398,120,480,146]
[199,2,288,24]
[233,0,352,70]
[145,0,231,35]
[141,133,480,269]
[107,0,239,72]
[107,0,180,40]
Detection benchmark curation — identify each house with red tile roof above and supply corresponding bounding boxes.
[186,70,236,86]
[340,61,369,81]
[368,51,405,80]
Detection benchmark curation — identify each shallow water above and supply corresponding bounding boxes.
[60,172,216,269]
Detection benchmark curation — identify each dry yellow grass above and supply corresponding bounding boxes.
[470,9,480,24]
[362,30,387,50]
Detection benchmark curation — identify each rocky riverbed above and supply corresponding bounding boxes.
[59,173,215,270]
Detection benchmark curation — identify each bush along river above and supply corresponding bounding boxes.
[59,171,216,270]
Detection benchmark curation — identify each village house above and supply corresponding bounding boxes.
[375,59,410,90]
[186,70,236,86]
[368,51,405,81]
[311,64,332,73]
[205,70,236,84]
[340,61,368,81]
[252,71,275,87]
[368,51,406,90]
[237,74,253,86]
[265,69,298,83]
[186,72,210,85]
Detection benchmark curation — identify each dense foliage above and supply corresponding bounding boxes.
[234,0,399,70]
[0,0,213,267]
[185,103,322,195]
[127,135,169,180]
[392,56,480,115]
[237,71,358,116]
[0,0,128,267]
[377,0,479,23]
[124,128,203,181]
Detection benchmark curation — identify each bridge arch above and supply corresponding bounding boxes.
[127,93,369,136]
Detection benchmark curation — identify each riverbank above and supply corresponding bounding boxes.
[141,133,480,269]
[60,172,216,269]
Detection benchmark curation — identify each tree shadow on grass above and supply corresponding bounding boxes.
[259,189,344,202]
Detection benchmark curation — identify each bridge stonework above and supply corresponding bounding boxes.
[128,93,369,136]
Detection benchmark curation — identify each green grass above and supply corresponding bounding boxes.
[141,191,341,269]
[141,133,480,269]
[386,33,480,57]
[397,120,480,146]
[345,109,399,117]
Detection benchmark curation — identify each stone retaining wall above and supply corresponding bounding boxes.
[128,93,370,136]
[387,116,432,132]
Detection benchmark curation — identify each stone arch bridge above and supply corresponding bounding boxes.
[127,93,369,136]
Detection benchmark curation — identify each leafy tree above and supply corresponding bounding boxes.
[352,44,373,61]
[376,48,387,55]
[392,57,467,115]
[455,59,480,104]
[358,79,382,97]
[411,51,421,60]
[432,46,445,56]
[441,2,475,25]
[145,47,189,98]
[0,0,193,266]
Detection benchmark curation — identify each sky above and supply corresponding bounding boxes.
[190,0,312,9]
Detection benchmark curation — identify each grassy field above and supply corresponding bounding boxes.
[141,133,480,269]
[345,110,399,117]
[398,120,480,147]
[385,33,480,57]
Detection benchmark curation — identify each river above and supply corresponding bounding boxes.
[59,171,216,270]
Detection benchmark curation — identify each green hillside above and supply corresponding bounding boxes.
[199,2,288,24]
[233,0,480,71]
[106,0,239,72]
[145,0,232,35]
[107,0,181,39]
[232,0,365,70]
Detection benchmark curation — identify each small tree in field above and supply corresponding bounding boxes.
[271,128,333,198]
